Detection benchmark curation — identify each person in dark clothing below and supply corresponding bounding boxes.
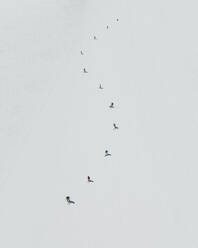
[105,150,111,156]
[109,102,114,108]
[80,50,84,55]
[66,196,75,204]
[94,36,97,40]
[99,84,103,89]
[113,123,119,129]
[87,176,94,183]
[83,68,88,73]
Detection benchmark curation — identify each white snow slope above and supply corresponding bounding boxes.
[1,0,198,247]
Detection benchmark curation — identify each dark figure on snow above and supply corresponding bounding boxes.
[105,150,111,157]
[88,176,94,183]
[83,68,88,73]
[109,102,114,108]
[94,36,97,40]
[113,123,119,129]
[107,25,109,29]
[80,50,84,55]
[66,196,75,204]
[99,84,103,89]
[117,18,119,22]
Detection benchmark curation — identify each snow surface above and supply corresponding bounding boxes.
[1,0,198,247]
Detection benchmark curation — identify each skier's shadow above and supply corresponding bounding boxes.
[88,180,94,183]
[68,200,75,204]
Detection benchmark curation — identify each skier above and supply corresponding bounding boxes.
[107,25,109,29]
[87,176,94,183]
[83,68,88,73]
[80,50,84,55]
[99,84,103,89]
[94,36,97,40]
[109,102,114,108]
[105,150,111,157]
[66,196,75,204]
[113,123,119,129]
[117,18,119,21]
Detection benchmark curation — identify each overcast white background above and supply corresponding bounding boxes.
[0,0,198,247]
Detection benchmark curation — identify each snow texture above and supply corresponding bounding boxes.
[0,0,198,247]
